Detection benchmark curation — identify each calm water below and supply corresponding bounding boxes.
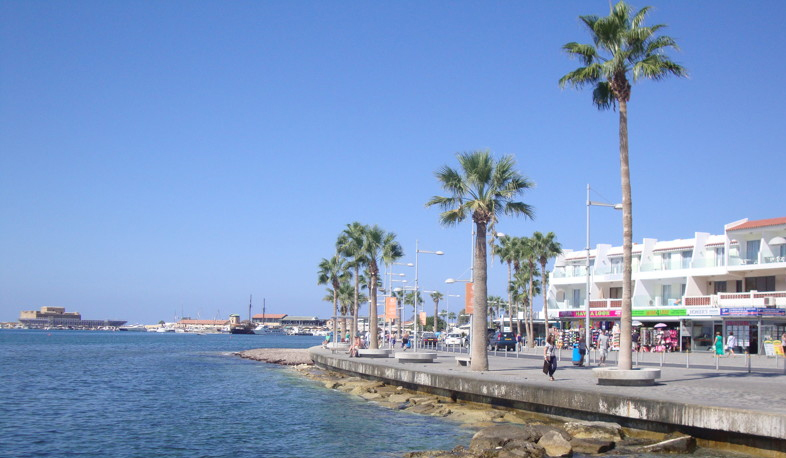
[0,330,473,458]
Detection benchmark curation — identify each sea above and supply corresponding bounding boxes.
[0,330,754,458]
[0,330,472,458]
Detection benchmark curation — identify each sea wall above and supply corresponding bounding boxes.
[310,349,786,457]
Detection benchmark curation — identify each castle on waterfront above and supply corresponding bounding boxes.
[18,306,127,330]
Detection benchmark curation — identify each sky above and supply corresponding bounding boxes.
[2,1,785,324]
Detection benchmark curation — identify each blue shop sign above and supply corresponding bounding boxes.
[721,308,786,317]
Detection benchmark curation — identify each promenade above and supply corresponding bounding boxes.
[309,345,786,457]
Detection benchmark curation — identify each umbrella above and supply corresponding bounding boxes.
[654,323,668,328]
[632,320,643,326]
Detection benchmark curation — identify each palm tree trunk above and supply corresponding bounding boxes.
[352,266,359,341]
[527,269,535,348]
[618,98,633,370]
[470,221,489,371]
[507,263,515,335]
[541,260,550,333]
[332,288,338,345]
[433,300,439,333]
[369,273,379,349]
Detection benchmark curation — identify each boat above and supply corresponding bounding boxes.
[254,325,285,335]
[118,324,147,332]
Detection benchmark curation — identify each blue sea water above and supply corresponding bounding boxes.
[0,330,473,458]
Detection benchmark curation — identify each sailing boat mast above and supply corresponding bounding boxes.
[248,295,252,322]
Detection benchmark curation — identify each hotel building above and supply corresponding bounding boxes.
[548,216,786,354]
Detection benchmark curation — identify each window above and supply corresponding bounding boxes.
[662,252,671,270]
[681,250,692,269]
[714,247,725,267]
[662,284,672,304]
[610,257,622,274]
[714,281,727,293]
[744,276,776,292]
[746,240,760,263]
[572,289,582,308]
[609,287,622,299]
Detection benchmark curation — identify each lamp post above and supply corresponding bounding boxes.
[586,184,623,354]
[444,294,460,330]
[415,240,443,351]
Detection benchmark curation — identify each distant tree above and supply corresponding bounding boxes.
[317,254,349,342]
[430,291,444,332]
[532,232,562,331]
[337,222,368,342]
[361,225,403,348]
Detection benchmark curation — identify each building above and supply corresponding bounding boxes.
[251,313,287,327]
[549,216,786,354]
[176,319,229,332]
[281,316,325,328]
[19,306,127,329]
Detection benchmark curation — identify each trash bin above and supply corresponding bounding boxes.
[572,344,583,366]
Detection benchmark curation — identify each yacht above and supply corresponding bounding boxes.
[254,325,285,335]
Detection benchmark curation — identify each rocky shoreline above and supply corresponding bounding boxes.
[234,349,701,457]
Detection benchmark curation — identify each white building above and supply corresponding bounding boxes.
[548,216,786,353]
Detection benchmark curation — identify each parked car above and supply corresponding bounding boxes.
[465,329,499,348]
[444,333,466,346]
[420,332,439,348]
[488,331,517,351]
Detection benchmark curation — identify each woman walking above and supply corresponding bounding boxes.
[714,331,724,357]
[544,334,557,381]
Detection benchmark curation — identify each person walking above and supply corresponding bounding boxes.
[401,332,410,351]
[544,335,557,381]
[714,331,724,357]
[577,336,587,367]
[726,331,737,357]
[781,331,786,356]
[597,330,610,366]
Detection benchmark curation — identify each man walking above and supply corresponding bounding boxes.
[597,330,610,366]
[726,331,737,357]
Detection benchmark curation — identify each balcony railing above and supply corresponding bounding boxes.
[553,290,786,312]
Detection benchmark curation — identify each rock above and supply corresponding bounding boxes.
[470,424,554,450]
[563,421,623,441]
[498,442,546,458]
[388,393,411,403]
[537,430,572,457]
[640,435,696,454]
[360,392,383,401]
[569,438,614,454]
[323,381,341,389]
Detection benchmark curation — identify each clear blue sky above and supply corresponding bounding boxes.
[2,1,785,324]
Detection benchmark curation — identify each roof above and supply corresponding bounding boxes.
[727,217,786,231]
[251,313,287,319]
[282,316,321,321]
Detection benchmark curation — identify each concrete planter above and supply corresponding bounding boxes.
[592,367,661,386]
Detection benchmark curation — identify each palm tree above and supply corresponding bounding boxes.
[317,254,349,343]
[392,289,404,339]
[532,231,562,331]
[430,291,444,332]
[494,235,517,335]
[511,267,540,346]
[361,225,403,349]
[404,290,423,333]
[559,1,686,370]
[427,151,534,371]
[337,222,368,341]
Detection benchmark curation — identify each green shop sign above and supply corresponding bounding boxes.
[632,308,687,317]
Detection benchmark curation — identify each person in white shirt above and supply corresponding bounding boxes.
[597,331,610,366]
[726,331,737,357]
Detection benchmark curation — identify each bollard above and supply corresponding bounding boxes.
[686,350,690,369]
[747,352,751,374]
[660,350,664,367]
[635,349,639,368]
[715,354,719,371]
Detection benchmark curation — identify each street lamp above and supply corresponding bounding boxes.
[415,240,443,351]
[444,294,460,330]
[586,184,622,354]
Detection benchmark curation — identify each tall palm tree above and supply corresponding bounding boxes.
[559,1,686,370]
[430,291,444,332]
[511,260,540,347]
[317,254,349,343]
[361,225,403,349]
[517,236,538,347]
[532,231,562,331]
[427,151,534,371]
[337,222,368,341]
[494,235,517,335]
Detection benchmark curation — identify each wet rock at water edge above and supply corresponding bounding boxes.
[563,421,623,441]
[537,430,572,457]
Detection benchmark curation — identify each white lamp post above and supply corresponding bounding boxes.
[415,240,443,351]
[586,184,622,354]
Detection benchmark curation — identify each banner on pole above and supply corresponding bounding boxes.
[465,282,474,314]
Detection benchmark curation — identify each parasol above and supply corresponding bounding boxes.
[632,320,643,326]
[654,323,668,328]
